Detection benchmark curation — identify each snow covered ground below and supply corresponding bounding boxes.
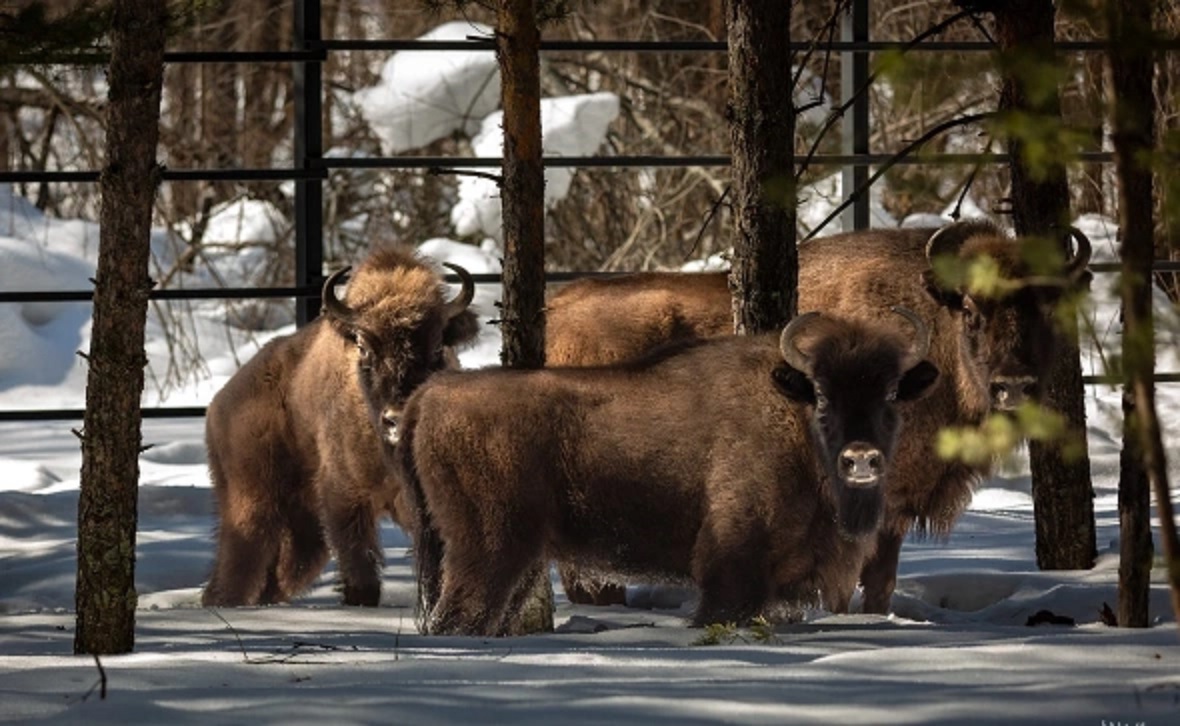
[3,24,1180,725]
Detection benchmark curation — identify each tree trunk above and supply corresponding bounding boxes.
[241,0,286,200]
[202,2,238,204]
[74,0,167,655]
[496,0,553,635]
[994,0,1097,571]
[726,0,798,335]
[1109,0,1180,628]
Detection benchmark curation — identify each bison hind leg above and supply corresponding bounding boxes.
[202,524,279,607]
[263,517,330,604]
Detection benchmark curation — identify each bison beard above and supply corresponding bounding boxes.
[399,310,938,637]
[201,247,478,608]
[545,220,1092,613]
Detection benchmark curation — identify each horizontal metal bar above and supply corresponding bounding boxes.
[0,151,1122,184]
[1081,374,1180,385]
[0,407,207,422]
[5,265,1180,305]
[0,168,330,184]
[326,155,729,170]
[163,49,326,63]
[0,272,614,304]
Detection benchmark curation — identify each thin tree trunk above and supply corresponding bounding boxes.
[202,4,238,204]
[496,0,553,635]
[727,0,797,335]
[74,0,167,655]
[1109,0,1180,628]
[994,0,1097,571]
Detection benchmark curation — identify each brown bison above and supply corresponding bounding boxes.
[396,308,939,636]
[201,247,479,607]
[545,220,1092,612]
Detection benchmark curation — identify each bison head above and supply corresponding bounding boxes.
[920,220,1092,411]
[322,250,478,445]
[773,308,940,536]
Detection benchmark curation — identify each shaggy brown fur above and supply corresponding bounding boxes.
[201,247,479,607]
[545,220,1092,612]
[397,312,939,636]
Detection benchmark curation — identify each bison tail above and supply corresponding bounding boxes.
[395,405,444,630]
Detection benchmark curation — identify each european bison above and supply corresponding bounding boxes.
[201,247,479,607]
[397,308,939,636]
[545,220,1092,612]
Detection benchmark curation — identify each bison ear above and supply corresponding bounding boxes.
[920,270,964,310]
[897,359,940,401]
[442,309,481,348]
[772,364,815,404]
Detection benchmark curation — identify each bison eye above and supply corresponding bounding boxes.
[962,300,983,330]
[355,338,372,367]
[885,387,898,402]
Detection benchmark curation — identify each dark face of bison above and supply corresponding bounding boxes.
[322,257,478,445]
[921,221,1092,411]
[773,309,940,536]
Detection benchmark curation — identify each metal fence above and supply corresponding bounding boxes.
[0,0,1177,422]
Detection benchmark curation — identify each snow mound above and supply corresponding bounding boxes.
[450,92,620,243]
[354,21,499,153]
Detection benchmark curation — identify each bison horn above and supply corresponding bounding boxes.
[779,311,824,376]
[1064,226,1092,279]
[925,219,1002,265]
[890,305,931,368]
[441,262,475,320]
[321,266,357,324]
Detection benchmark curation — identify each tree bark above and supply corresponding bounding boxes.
[726,0,798,334]
[1109,0,1180,628]
[74,0,167,655]
[994,0,1096,571]
[496,0,553,634]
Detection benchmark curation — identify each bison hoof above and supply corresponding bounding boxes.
[342,584,381,607]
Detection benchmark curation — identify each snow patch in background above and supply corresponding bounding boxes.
[450,92,621,243]
[354,21,499,153]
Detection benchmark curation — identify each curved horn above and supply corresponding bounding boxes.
[441,262,475,320]
[925,219,1005,262]
[890,305,931,366]
[779,311,824,376]
[1064,226,1092,279]
[320,266,356,323]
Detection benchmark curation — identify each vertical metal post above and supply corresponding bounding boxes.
[841,0,870,231]
[294,0,323,326]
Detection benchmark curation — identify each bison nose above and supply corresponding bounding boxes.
[990,376,1036,411]
[381,407,401,445]
[839,442,883,487]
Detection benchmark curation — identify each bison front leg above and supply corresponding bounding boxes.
[859,527,905,614]
[692,543,770,627]
[203,524,278,607]
[320,487,383,606]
